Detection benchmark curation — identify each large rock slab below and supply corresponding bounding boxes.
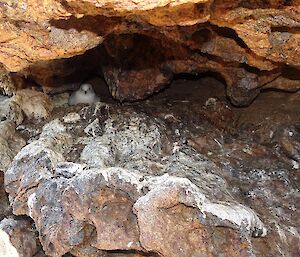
[4,105,282,257]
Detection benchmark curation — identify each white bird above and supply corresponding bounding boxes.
[68,83,100,105]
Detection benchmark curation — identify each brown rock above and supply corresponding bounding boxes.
[103,66,172,101]
[0,217,37,257]
[0,0,299,106]
[4,110,271,257]
[198,97,236,132]
[276,125,300,162]
[212,5,300,67]
[133,175,265,257]
[63,177,141,251]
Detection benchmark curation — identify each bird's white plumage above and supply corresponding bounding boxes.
[68,83,100,105]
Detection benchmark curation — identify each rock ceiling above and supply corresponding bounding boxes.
[0,0,300,104]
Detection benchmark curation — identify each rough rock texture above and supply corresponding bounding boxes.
[0,171,11,221]
[11,89,54,120]
[0,121,26,171]
[4,110,263,256]
[3,91,299,257]
[0,217,38,257]
[0,1,300,256]
[0,96,11,122]
[0,71,16,96]
[0,89,54,125]
[0,1,300,105]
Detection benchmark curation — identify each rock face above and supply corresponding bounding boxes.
[1,1,300,257]
[0,0,300,105]
[3,98,300,257]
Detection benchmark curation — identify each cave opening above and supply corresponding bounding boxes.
[148,71,227,106]
[1,2,300,256]
[20,44,300,112]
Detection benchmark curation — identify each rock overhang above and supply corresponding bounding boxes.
[0,0,299,106]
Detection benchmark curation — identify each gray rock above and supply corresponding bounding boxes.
[4,109,270,257]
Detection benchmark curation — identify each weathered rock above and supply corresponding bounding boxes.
[0,95,11,122]
[0,171,11,220]
[52,93,70,108]
[0,0,102,72]
[11,89,54,120]
[5,119,71,214]
[63,168,142,252]
[0,121,26,171]
[4,107,274,257]
[63,112,81,123]
[0,95,24,126]
[2,66,300,257]
[103,66,173,101]
[199,97,235,131]
[275,125,300,162]
[0,0,300,105]
[70,231,108,257]
[134,174,266,257]
[211,5,300,67]
[0,70,16,96]
[263,76,300,92]
[0,217,37,257]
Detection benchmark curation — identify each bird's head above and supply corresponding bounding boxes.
[80,83,94,94]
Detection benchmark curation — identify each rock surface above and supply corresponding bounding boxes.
[0,1,300,105]
[0,121,26,171]
[0,171,11,221]
[0,217,38,257]
[11,89,54,120]
[0,1,300,257]
[0,71,16,96]
[2,85,300,257]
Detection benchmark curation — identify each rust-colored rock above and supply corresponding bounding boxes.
[1,2,300,255]
[211,5,300,67]
[0,0,300,105]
